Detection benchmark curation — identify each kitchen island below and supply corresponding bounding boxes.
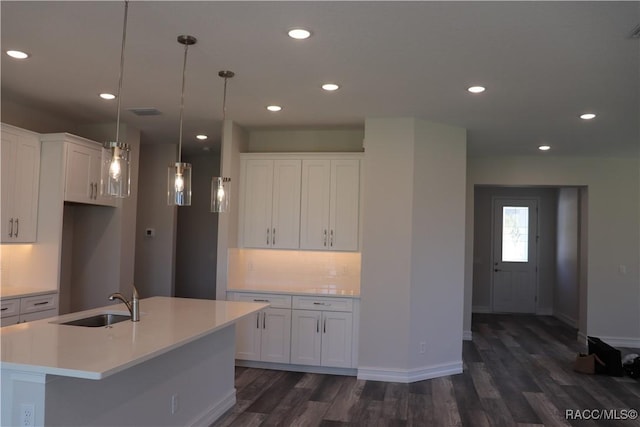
[1,296,268,427]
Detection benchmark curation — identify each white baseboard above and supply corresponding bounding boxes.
[553,311,578,328]
[190,389,236,427]
[463,330,473,341]
[472,306,492,313]
[592,336,640,349]
[235,360,357,376]
[577,330,588,345]
[357,361,463,383]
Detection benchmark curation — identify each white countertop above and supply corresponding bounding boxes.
[0,297,267,380]
[227,284,360,297]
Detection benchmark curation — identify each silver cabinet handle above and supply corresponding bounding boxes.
[313,302,327,306]
[330,230,334,247]
[256,312,260,329]
[15,218,18,237]
[317,317,320,333]
[8,218,13,238]
[89,182,94,199]
[323,229,327,247]
[253,299,270,302]
[33,301,49,306]
[94,182,98,199]
[323,317,327,334]
[263,312,266,329]
[272,228,276,246]
[266,228,270,245]
[1,307,8,311]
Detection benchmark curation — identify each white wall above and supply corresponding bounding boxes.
[248,128,363,152]
[472,187,558,315]
[134,143,177,298]
[216,121,249,300]
[175,152,220,299]
[555,187,579,327]
[465,156,640,345]
[359,118,466,381]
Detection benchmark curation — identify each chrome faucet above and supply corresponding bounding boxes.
[108,286,140,322]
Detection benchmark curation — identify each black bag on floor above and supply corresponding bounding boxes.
[587,336,624,377]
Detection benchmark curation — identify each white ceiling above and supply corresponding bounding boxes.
[1,1,638,156]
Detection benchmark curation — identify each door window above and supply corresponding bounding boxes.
[501,206,529,262]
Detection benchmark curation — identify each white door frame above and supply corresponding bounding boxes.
[489,196,540,313]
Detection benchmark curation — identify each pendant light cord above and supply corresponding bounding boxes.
[222,76,228,121]
[177,41,190,164]
[115,0,129,144]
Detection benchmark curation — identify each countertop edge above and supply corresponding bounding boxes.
[226,288,361,298]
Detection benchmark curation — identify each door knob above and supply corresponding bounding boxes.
[494,268,502,272]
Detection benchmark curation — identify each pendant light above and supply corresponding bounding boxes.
[210,70,234,213]
[168,35,196,206]
[100,0,131,198]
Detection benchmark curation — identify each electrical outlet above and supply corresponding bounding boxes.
[171,394,179,415]
[419,342,426,354]
[20,403,35,427]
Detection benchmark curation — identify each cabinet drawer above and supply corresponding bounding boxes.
[1,315,20,327]
[230,292,292,309]
[1,299,20,318]
[20,293,57,315]
[293,296,353,312]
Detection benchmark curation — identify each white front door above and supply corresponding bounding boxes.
[492,199,538,313]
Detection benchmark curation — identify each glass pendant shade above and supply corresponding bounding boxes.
[211,177,230,213]
[101,142,131,198]
[168,162,192,206]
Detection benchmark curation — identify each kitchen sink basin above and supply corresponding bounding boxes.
[60,313,131,327]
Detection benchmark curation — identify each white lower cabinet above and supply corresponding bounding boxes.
[291,295,354,368]
[1,292,58,327]
[291,310,353,368]
[229,293,292,363]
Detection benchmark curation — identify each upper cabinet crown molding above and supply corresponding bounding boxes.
[1,123,41,243]
[40,133,115,207]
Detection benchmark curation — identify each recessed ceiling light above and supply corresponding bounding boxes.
[6,50,29,59]
[288,28,311,40]
[99,93,116,100]
[580,113,596,120]
[467,86,486,94]
[266,105,282,112]
[196,134,208,140]
[322,83,340,91]
[538,145,551,151]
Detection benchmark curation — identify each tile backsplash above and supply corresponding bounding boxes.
[227,249,361,293]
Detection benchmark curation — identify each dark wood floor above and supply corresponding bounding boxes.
[212,314,640,427]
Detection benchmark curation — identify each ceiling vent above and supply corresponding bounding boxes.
[128,107,162,116]
[630,24,640,39]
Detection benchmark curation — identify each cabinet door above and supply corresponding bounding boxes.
[234,311,262,361]
[300,160,331,250]
[321,311,353,368]
[290,310,322,366]
[260,308,291,363]
[1,127,40,243]
[1,129,17,242]
[65,143,94,203]
[271,160,301,249]
[0,315,20,327]
[241,159,274,248]
[12,133,40,242]
[329,160,360,251]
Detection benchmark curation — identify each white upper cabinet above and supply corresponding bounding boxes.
[300,159,360,251]
[41,133,115,207]
[1,124,41,243]
[64,141,114,206]
[240,158,301,249]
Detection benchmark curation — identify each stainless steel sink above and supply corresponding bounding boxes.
[60,313,131,327]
